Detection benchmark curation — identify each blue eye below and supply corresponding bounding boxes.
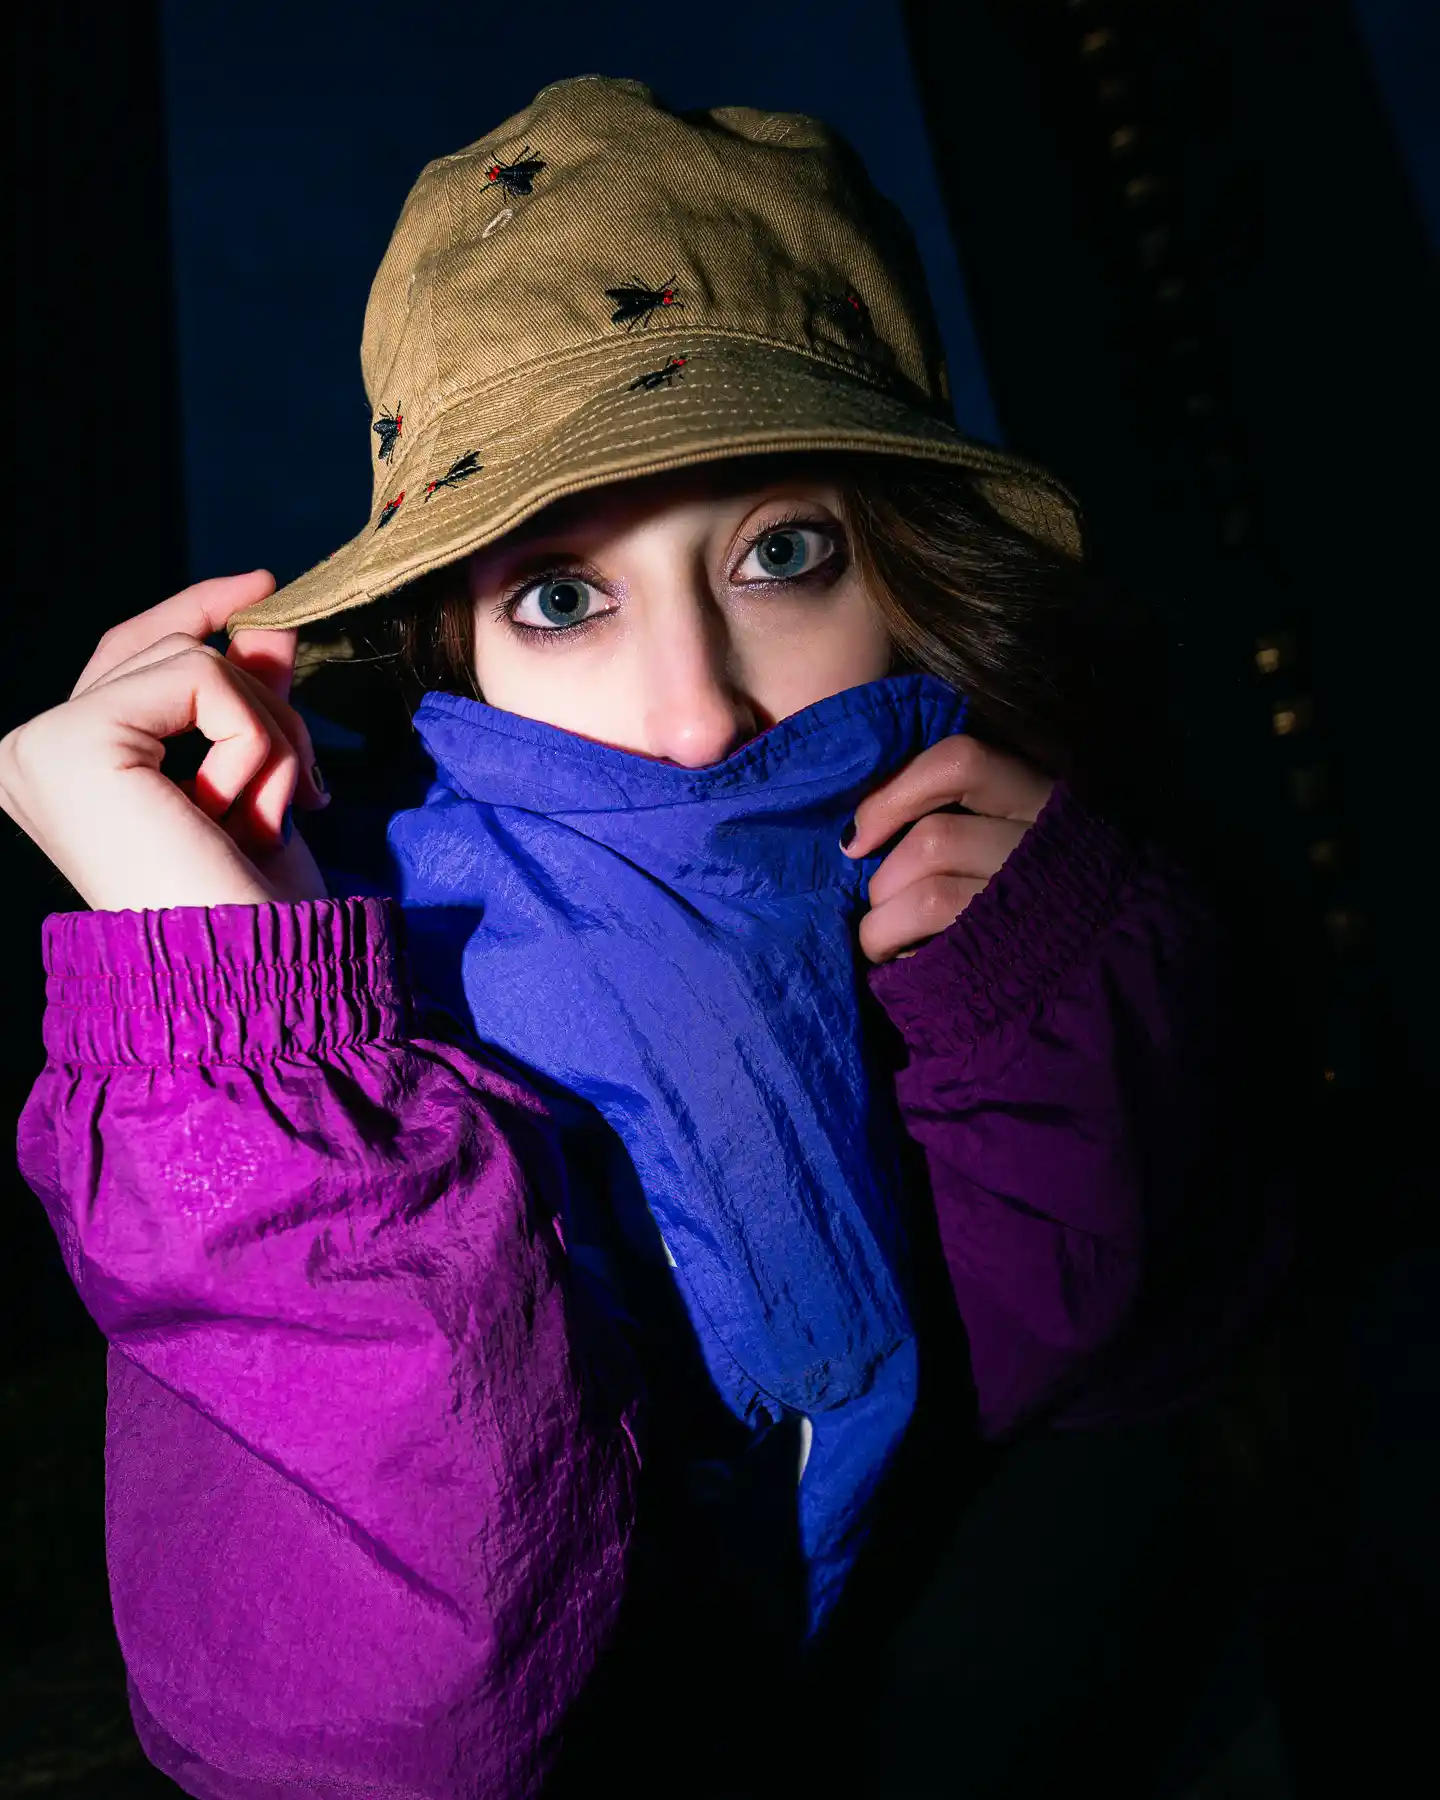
[737,525,835,583]
[510,577,611,632]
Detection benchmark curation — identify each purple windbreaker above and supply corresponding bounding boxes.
[15,780,1289,1797]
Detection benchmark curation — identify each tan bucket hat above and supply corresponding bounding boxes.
[228,75,1083,636]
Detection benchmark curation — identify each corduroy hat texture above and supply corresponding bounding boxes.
[227,75,1083,636]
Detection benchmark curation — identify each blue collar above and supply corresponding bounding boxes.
[387,670,970,1629]
[407,671,969,898]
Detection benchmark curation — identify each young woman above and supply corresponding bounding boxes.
[2,77,1288,1799]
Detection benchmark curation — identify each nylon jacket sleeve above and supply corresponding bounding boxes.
[866,782,1293,1442]
[15,897,639,1800]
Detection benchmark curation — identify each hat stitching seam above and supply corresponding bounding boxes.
[341,408,1072,582]
[347,426,1067,588]
[288,401,1078,594]
[351,396,991,550]
[348,398,1072,565]
[425,328,935,415]
[254,444,1079,624]
[475,402,959,486]
[441,383,1047,485]
[339,442,912,589]
[752,113,800,145]
[358,398,964,544]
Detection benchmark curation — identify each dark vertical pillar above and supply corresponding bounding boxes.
[7,3,187,1354]
[901,0,1437,1098]
[900,7,1437,1791]
[5,19,188,1782]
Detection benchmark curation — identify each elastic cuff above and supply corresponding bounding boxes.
[866,781,1140,1050]
[40,897,409,1066]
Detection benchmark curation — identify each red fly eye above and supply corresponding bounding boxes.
[375,491,405,530]
[422,450,484,498]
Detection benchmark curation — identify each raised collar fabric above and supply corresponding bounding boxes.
[386,672,969,1626]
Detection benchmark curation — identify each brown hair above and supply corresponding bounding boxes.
[355,454,1174,830]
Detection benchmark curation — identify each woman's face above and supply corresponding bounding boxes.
[466,463,893,765]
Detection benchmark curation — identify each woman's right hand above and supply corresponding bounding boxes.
[0,571,333,912]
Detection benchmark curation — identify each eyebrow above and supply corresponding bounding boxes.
[472,539,606,590]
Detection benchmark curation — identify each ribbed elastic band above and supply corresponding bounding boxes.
[40,898,408,1067]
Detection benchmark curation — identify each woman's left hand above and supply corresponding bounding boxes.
[844,735,1055,965]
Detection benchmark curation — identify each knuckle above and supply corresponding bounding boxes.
[95,620,135,653]
[947,732,985,778]
[255,727,299,772]
[0,711,71,805]
[1,716,49,779]
[0,725,27,793]
[917,882,958,923]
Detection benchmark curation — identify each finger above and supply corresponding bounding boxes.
[188,671,298,845]
[74,643,298,846]
[72,645,282,820]
[843,735,1053,859]
[865,812,1028,909]
[74,631,223,695]
[227,625,297,702]
[80,630,326,811]
[858,875,989,966]
[71,571,276,700]
[190,662,324,834]
[196,732,297,848]
[222,656,327,811]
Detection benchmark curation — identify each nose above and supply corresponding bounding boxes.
[636,598,760,768]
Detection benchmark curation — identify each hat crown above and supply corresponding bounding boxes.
[225,75,1082,638]
[360,74,950,492]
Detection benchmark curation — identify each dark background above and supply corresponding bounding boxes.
[6,2,1436,1794]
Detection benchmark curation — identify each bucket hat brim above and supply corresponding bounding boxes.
[227,332,1083,636]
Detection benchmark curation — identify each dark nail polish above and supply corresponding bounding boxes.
[281,805,293,845]
[839,820,857,849]
[311,762,327,795]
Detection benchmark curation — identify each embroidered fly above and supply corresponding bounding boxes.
[373,405,403,462]
[826,291,874,340]
[375,492,405,530]
[606,280,683,331]
[823,290,895,367]
[484,146,546,198]
[627,356,688,392]
[424,451,484,499]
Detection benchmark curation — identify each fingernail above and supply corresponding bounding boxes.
[281,805,293,845]
[839,820,857,851]
[311,761,327,796]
